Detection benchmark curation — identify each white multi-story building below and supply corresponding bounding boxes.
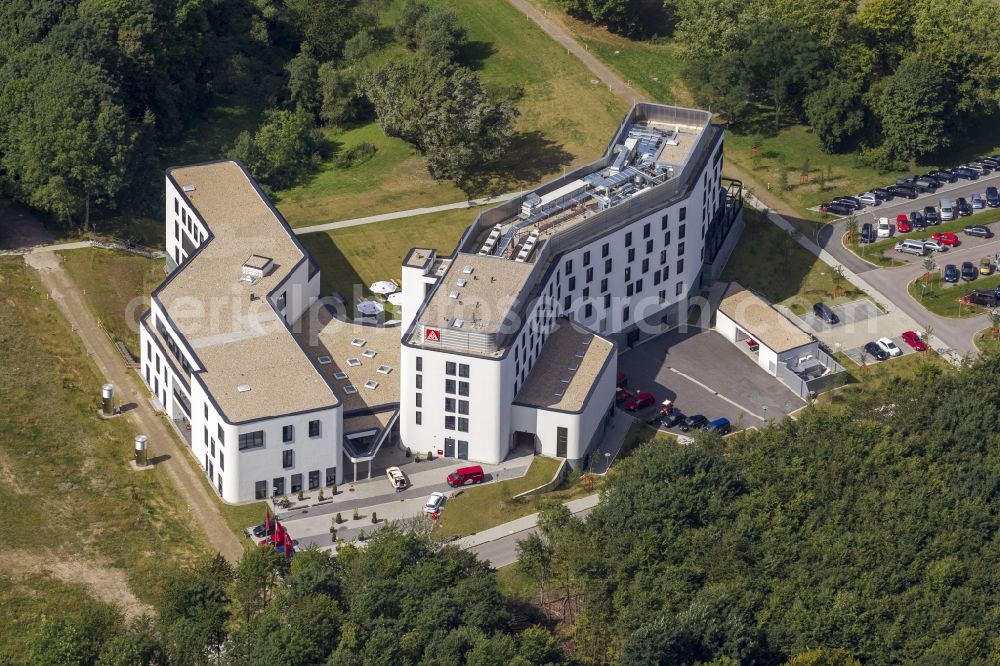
[142,103,740,499]
[399,103,739,467]
[141,161,400,503]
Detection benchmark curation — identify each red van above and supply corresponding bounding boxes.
[624,391,655,411]
[447,465,485,487]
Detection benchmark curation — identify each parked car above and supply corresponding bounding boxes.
[702,417,732,435]
[895,213,911,233]
[895,239,928,256]
[624,391,655,411]
[969,290,1000,307]
[924,205,940,225]
[858,192,880,206]
[965,162,991,175]
[961,261,978,281]
[915,176,940,191]
[939,198,955,221]
[956,197,973,216]
[944,264,960,282]
[423,491,446,514]
[386,466,407,492]
[877,217,892,238]
[835,195,862,209]
[932,231,959,246]
[864,341,889,361]
[987,186,1000,208]
[901,330,928,352]
[972,192,985,209]
[447,465,485,487]
[909,210,926,229]
[660,411,686,428]
[964,225,994,238]
[680,414,708,432]
[952,167,978,180]
[877,337,903,357]
[813,302,840,324]
[873,187,894,201]
[616,371,628,388]
[859,222,876,244]
[888,184,918,198]
[923,238,947,252]
[981,257,993,275]
[820,201,853,215]
[930,170,957,183]
[981,158,1000,169]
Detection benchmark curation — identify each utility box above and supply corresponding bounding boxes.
[102,384,114,416]
[134,435,148,466]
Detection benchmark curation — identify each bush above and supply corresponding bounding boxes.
[371,511,378,524]
[318,489,325,501]
[297,490,304,501]
[330,483,337,495]
[357,528,366,542]
[335,512,342,524]
[415,452,423,462]
[352,507,360,520]
[405,446,412,458]
[426,451,434,461]
[335,142,376,169]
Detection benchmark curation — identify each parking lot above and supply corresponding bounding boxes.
[799,299,881,332]
[841,334,920,366]
[618,328,803,432]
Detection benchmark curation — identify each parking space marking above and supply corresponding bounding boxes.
[667,367,767,422]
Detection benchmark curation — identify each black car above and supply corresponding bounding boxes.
[923,205,940,225]
[872,187,894,201]
[952,167,978,180]
[859,222,876,244]
[980,158,1000,169]
[956,197,973,216]
[962,261,978,281]
[680,414,707,432]
[813,302,840,324]
[969,290,999,307]
[888,184,918,199]
[944,264,959,283]
[930,170,957,183]
[969,161,992,175]
[986,186,1000,208]
[660,411,686,428]
[835,195,862,209]
[964,225,994,238]
[820,201,853,215]
[909,211,926,230]
[914,177,939,191]
[864,341,889,361]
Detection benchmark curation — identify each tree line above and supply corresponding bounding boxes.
[23,524,566,666]
[0,0,518,231]
[557,0,1000,168]
[517,355,1000,664]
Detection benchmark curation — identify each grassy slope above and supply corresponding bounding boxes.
[59,249,162,359]
[0,258,211,656]
[721,208,866,314]
[907,272,1000,318]
[277,0,627,228]
[433,456,562,538]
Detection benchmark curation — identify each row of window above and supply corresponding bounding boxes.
[236,419,322,451]
[254,468,337,499]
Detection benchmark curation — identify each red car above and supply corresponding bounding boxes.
[932,231,959,246]
[895,214,911,233]
[624,391,655,411]
[616,371,628,388]
[901,330,928,351]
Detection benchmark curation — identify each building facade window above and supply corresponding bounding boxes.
[623,306,630,322]
[678,241,685,256]
[556,427,568,458]
[679,223,686,239]
[445,397,456,412]
[458,382,469,397]
[643,222,651,238]
[291,473,302,492]
[586,267,593,283]
[676,281,685,296]
[218,425,225,444]
[604,258,612,274]
[625,232,632,247]
[601,278,608,293]
[583,250,591,266]
[272,477,285,496]
[446,361,456,375]
[445,415,456,430]
[415,356,423,372]
[642,258,649,273]
[219,451,224,471]
[445,379,456,394]
[602,242,610,258]
[416,374,423,389]
[458,417,469,432]
[680,207,687,221]
[283,450,293,468]
[627,248,635,262]
[238,430,264,450]
[569,276,576,290]
[677,259,684,274]
[415,393,422,408]
[585,303,593,317]
[458,400,469,415]
[309,420,321,437]
[255,480,267,499]
[458,363,470,378]
[415,411,422,425]
[326,467,337,486]
[309,470,320,490]
[282,425,294,442]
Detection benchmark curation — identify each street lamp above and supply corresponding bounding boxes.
[919,282,927,302]
[604,452,611,473]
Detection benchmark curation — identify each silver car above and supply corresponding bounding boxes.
[423,492,446,514]
[858,192,880,206]
[922,239,947,252]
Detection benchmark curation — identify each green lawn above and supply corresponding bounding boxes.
[59,249,162,359]
[298,206,483,315]
[907,272,1000,318]
[819,350,952,413]
[974,328,1000,354]
[275,0,627,227]
[433,456,563,538]
[721,208,866,315]
[848,207,1000,263]
[0,257,211,656]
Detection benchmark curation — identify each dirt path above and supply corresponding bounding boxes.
[507,0,643,105]
[23,250,244,565]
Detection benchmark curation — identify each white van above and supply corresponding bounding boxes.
[895,239,928,256]
[940,198,955,221]
[877,217,892,238]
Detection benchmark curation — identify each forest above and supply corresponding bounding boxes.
[0,0,516,230]
[558,0,1000,168]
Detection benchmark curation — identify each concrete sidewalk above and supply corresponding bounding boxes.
[293,191,524,236]
[457,493,599,550]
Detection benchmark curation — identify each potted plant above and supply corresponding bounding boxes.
[318,488,325,501]
[415,452,423,462]
[371,511,378,524]
[330,483,337,495]
[353,507,360,521]
[297,489,304,502]
[357,529,366,542]
[335,512,343,524]
[405,446,412,458]
[426,451,434,461]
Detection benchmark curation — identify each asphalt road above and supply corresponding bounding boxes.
[816,171,1000,355]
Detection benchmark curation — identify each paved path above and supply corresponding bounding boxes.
[464,494,599,568]
[506,0,643,105]
[293,191,525,236]
[22,249,244,563]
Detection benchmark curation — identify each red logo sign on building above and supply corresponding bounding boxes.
[424,327,440,342]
